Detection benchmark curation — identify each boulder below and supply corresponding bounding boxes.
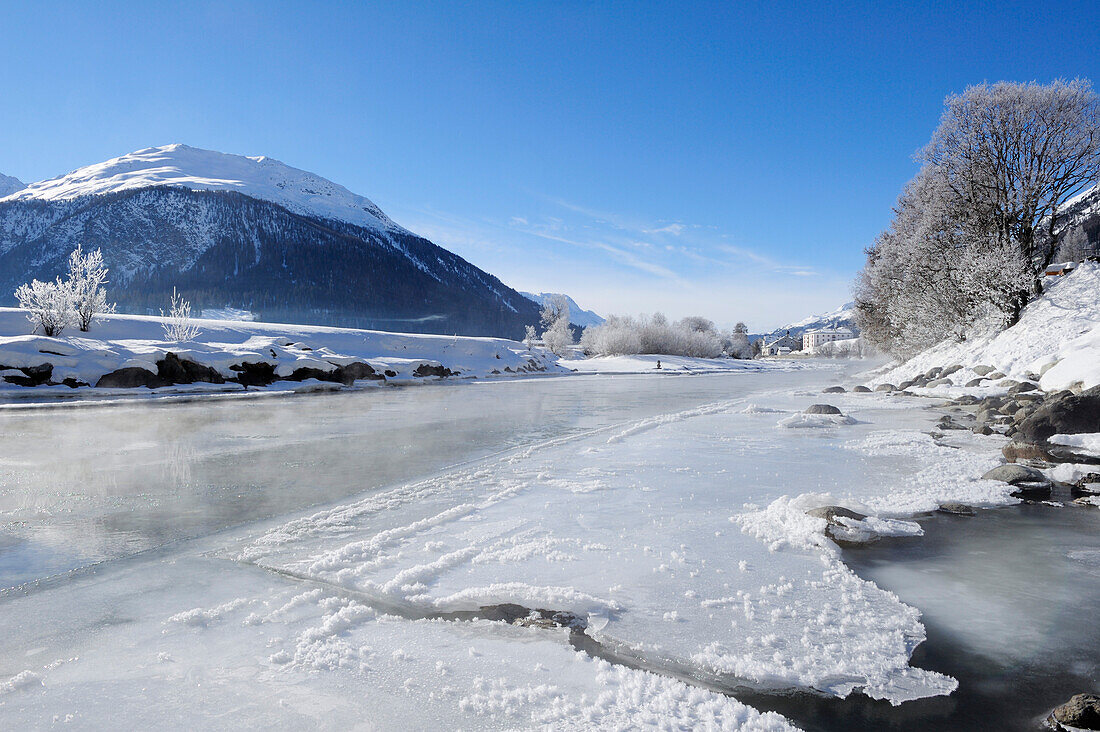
[2,363,54,387]
[413,363,453,378]
[288,366,340,383]
[1002,441,1100,466]
[1048,693,1100,731]
[981,463,1052,499]
[965,378,985,388]
[231,362,277,387]
[924,367,942,379]
[822,386,846,393]
[971,424,994,436]
[1008,381,1038,395]
[336,362,385,384]
[805,404,842,415]
[972,365,996,376]
[1017,385,1100,443]
[156,353,225,384]
[96,367,164,389]
[874,383,896,392]
[937,502,976,516]
[988,371,1006,379]
[806,506,876,546]
[975,408,996,423]
[941,364,963,377]
[927,378,953,387]
[852,385,872,393]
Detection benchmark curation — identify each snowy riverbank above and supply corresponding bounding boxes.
[0,308,567,397]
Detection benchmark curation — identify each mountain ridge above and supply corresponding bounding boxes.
[0,174,24,198]
[0,145,541,338]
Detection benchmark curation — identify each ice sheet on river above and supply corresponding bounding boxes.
[232,388,1013,705]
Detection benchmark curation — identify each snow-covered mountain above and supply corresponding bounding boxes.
[520,292,605,328]
[0,174,23,198]
[2,144,400,234]
[0,145,541,338]
[762,302,858,341]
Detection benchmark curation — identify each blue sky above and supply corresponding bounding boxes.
[2,1,1098,329]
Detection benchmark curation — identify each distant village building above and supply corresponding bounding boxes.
[760,332,801,357]
[802,326,855,352]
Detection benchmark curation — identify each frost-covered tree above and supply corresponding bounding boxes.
[162,287,201,341]
[523,324,538,349]
[727,322,752,359]
[856,79,1100,356]
[539,295,574,356]
[1057,225,1095,262]
[920,79,1100,321]
[67,245,114,332]
[15,277,76,337]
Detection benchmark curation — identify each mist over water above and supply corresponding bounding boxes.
[0,371,827,587]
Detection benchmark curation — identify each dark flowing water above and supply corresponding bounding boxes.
[746,503,1100,731]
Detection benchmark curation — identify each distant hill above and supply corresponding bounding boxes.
[520,292,605,328]
[0,174,23,198]
[0,144,541,338]
[758,302,859,342]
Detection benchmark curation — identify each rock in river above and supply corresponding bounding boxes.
[1047,693,1100,730]
[981,464,1052,499]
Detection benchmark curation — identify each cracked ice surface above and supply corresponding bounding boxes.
[234,386,1014,705]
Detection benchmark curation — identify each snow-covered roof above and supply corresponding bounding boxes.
[0,144,405,234]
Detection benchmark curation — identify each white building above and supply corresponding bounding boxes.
[802,327,855,352]
[760,333,801,356]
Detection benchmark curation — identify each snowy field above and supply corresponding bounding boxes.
[0,363,1027,729]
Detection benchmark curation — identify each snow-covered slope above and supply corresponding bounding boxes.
[0,173,24,198]
[520,291,605,328]
[1,144,401,233]
[872,261,1100,392]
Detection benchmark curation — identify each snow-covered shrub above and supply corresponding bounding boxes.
[14,277,76,336]
[580,313,724,358]
[539,295,574,356]
[67,245,114,331]
[162,288,201,341]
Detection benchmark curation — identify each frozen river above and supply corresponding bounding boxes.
[0,368,827,587]
[0,365,1095,730]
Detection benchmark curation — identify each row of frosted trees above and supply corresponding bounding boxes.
[529,295,754,359]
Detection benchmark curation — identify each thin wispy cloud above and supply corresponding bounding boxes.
[388,193,844,330]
